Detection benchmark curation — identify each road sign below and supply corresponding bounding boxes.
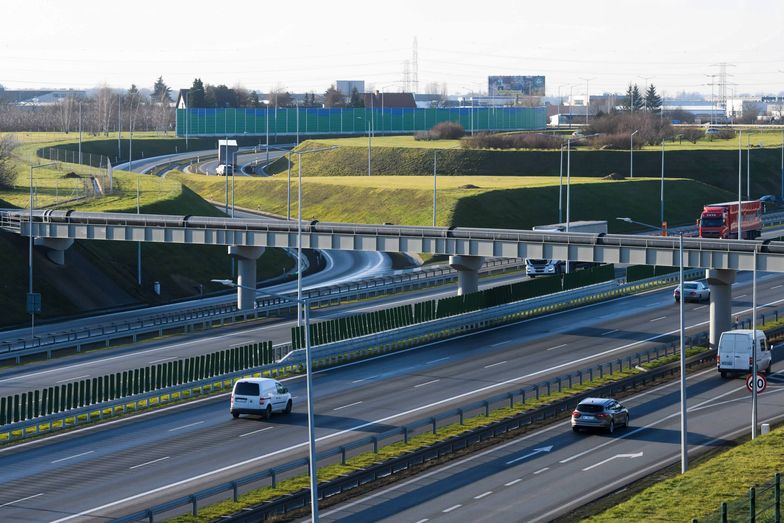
[26,292,41,314]
[746,373,767,394]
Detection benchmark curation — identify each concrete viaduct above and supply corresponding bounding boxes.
[3,209,783,349]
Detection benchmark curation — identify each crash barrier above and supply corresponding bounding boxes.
[113,340,716,522]
[0,268,706,441]
[292,264,616,349]
[0,257,525,364]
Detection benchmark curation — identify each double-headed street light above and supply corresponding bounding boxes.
[211,278,320,521]
[618,217,687,472]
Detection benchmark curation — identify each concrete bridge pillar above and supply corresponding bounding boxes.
[228,246,265,309]
[34,238,74,266]
[706,269,736,349]
[449,255,485,296]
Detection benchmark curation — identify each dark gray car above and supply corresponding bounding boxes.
[571,397,629,433]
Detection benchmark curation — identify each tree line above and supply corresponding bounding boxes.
[184,78,364,109]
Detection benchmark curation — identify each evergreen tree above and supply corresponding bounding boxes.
[632,84,643,111]
[644,83,662,112]
[152,76,171,103]
[188,78,205,108]
[349,87,364,108]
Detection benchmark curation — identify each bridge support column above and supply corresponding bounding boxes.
[34,238,74,266]
[706,269,736,349]
[449,255,485,296]
[228,246,265,310]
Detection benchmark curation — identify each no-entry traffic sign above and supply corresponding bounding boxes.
[746,373,767,394]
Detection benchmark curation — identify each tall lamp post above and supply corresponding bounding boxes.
[211,278,319,520]
[28,162,58,337]
[660,139,666,227]
[618,217,687,471]
[630,130,639,178]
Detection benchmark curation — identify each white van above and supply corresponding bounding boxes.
[230,378,292,419]
[717,329,773,378]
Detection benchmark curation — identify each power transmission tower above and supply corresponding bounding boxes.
[711,62,735,114]
[412,37,419,94]
[402,60,411,92]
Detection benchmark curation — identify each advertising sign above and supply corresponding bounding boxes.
[488,75,545,96]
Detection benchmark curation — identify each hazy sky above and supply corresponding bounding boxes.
[2,0,782,97]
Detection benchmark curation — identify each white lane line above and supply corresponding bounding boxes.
[695,305,707,310]
[474,491,493,500]
[504,478,522,486]
[546,344,567,351]
[414,519,429,523]
[533,467,550,475]
[0,493,44,508]
[149,357,176,364]
[129,456,170,470]
[239,427,273,438]
[649,316,666,322]
[443,504,462,513]
[168,421,204,432]
[426,357,450,364]
[773,284,783,289]
[484,361,507,368]
[55,375,90,384]
[352,375,378,384]
[491,341,508,347]
[601,329,619,336]
[415,379,441,388]
[333,401,363,411]
[51,450,94,464]
[736,294,747,298]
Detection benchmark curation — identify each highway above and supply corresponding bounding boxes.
[318,365,784,523]
[0,272,781,521]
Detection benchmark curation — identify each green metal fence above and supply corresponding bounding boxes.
[291,264,616,349]
[696,473,782,523]
[176,106,547,137]
[0,341,275,426]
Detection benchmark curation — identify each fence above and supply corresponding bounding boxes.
[175,106,547,137]
[113,341,717,523]
[36,146,113,195]
[697,473,782,523]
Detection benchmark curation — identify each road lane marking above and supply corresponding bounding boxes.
[773,285,783,289]
[474,491,493,499]
[695,305,707,310]
[55,375,90,384]
[491,341,509,347]
[333,401,363,411]
[168,421,204,432]
[533,467,549,475]
[505,446,553,465]
[504,479,522,486]
[0,493,44,508]
[582,452,643,471]
[352,375,378,384]
[130,456,170,470]
[546,344,567,351]
[736,294,747,298]
[443,504,462,513]
[239,427,273,438]
[415,379,441,388]
[649,316,666,322]
[414,520,429,523]
[484,361,507,368]
[427,357,450,364]
[149,357,177,364]
[601,329,619,336]
[51,450,94,463]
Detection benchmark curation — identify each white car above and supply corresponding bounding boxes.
[230,378,292,419]
[674,281,710,302]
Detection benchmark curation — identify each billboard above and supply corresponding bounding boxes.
[488,75,545,97]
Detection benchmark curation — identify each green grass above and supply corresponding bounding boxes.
[172,171,735,232]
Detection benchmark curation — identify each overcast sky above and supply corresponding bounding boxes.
[2,0,782,97]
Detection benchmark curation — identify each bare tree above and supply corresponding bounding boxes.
[95,84,115,135]
[59,95,77,133]
[0,135,18,189]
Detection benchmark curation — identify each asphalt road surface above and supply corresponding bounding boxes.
[0,272,781,521]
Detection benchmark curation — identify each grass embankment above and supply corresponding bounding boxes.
[0,133,295,327]
[172,171,735,233]
[269,136,784,197]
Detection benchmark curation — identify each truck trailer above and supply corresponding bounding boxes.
[699,200,762,240]
[526,220,608,277]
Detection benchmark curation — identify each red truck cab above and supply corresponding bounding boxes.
[699,201,762,239]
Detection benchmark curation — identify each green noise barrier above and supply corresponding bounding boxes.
[292,264,616,349]
[0,341,275,427]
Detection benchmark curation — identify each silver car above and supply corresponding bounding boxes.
[674,281,710,302]
[571,397,629,433]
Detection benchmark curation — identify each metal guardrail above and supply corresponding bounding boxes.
[0,257,525,364]
[113,340,718,522]
[0,269,689,442]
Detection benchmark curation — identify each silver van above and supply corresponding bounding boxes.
[717,329,772,378]
[230,378,292,419]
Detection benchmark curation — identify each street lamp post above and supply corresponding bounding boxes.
[211,279,319,520]
[739,130,743,240]
[28,161,58,337]
[630,130,639,178]
[660,140,665,227]
[618,217,687,471]
[752,248,759,439]
[432,151,437,226]
[559,145,564,223]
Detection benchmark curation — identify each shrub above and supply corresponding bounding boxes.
[589,133,634,150]
[0,136,17,189]
[717,129,736,139]
[462,132,563,150]
[431,121,465,139]
[588,111,673,146]
[679,127,705,144]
